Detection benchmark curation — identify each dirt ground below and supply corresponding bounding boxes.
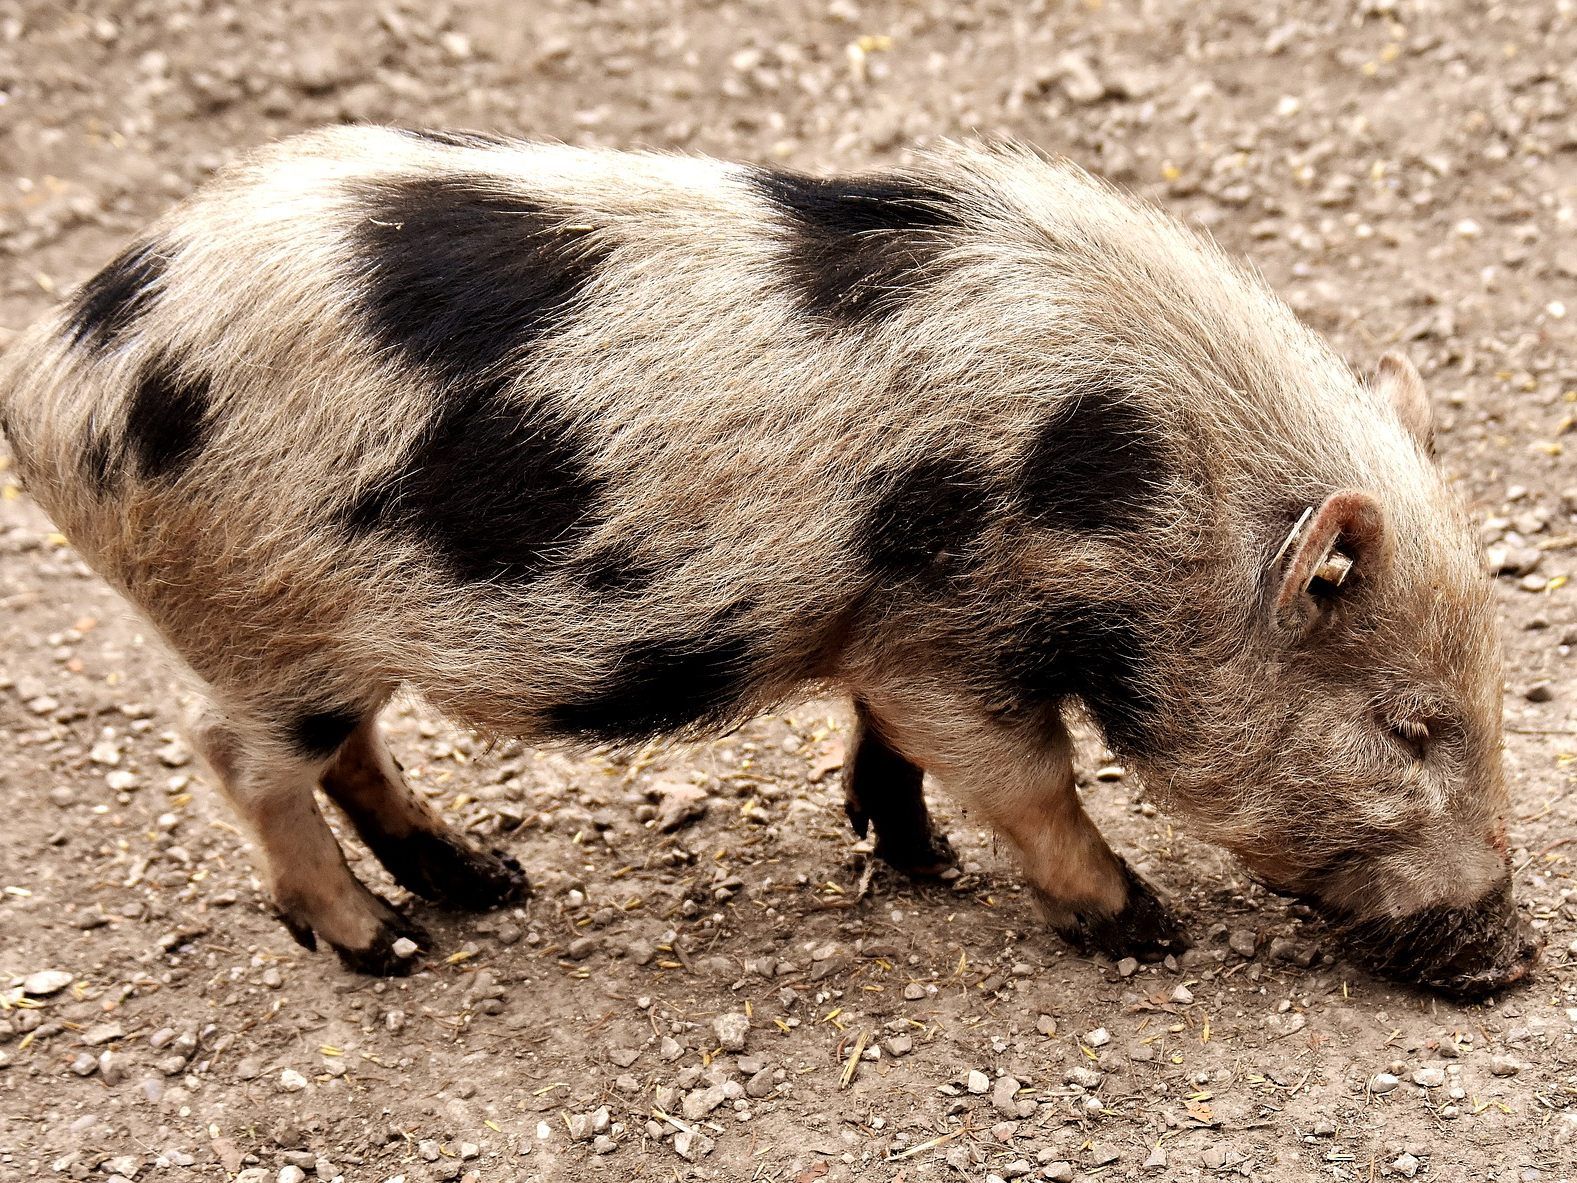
[1,1,1575,1181]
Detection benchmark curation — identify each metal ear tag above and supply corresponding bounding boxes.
[1270,506,1314,570]
[1311,547,1353,588]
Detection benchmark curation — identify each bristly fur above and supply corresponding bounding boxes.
[0,126,1519,986]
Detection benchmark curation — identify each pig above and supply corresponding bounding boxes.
[0,125,1539,995]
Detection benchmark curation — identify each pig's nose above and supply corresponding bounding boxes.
[1432,915,1542,999]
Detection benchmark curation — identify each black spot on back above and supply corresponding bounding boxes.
[544,616,758,742]
[988,598,1160,756]
[752,169,962,323]
[344,384,603,583]
[1018,387,1171,535]
[858,453,998,580]
[569,541,666,596]
[290,708,362,760]
[124,353,213,482]
[349,174,610,385]
[66,241,170,353]
[396,127,518,150]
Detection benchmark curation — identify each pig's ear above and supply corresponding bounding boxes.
[1371,351,1434,455]
[1272,491,1390,634]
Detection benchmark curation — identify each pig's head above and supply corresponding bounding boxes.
[1143,352,1539,998]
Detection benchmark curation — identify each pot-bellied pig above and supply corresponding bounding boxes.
[0,126,1539,996]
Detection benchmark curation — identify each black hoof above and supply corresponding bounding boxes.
[1042,861,1188,962]
[872,828,959,879]
[331,909,432,977]
[373,830,531,913]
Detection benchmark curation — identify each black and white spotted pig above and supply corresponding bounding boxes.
[0,126,1539,995]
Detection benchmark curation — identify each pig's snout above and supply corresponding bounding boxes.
[1336,880,1541,1000]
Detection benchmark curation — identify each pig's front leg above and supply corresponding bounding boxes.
[867,693,1185,960]
[974,732,1185,960]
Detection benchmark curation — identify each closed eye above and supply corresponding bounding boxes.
[1387,718,1431,762]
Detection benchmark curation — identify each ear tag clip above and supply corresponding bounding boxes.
[1270,506,1314,571]
[1270,505,1354,591]
[1311,548,1353,588]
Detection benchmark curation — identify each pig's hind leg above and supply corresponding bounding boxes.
[319,717,529,911]
[189,705,430,975]
[843,700,957,875]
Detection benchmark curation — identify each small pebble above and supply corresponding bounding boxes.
[279,1167,307,1183]
[712,1012,749,1052]
[1488,1056,1522,1077]
[22,970,73,996]
[1084,1027,1111,1047]
[966,1069,990,1094]
[390,937,418,960]
[1369,1072,1401,1094]
[1392,1152,1420,1178]
[278,1068,309,1093]
[1413,1067,1446,1088]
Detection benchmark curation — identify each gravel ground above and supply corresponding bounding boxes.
[2,2,1576,1181]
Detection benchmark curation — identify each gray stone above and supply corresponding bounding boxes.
[746,1066,776,1098]
[1413,1067,1446,1088]
[992,1074,1021,1117]
[1369,1072,1401,1094]
[81,1023,124,1047]
[1227,929,1258,958]
[712,1012,749,1052]
[682,1083,728,1120]
[966,1069,990,1094]
[22,970,73,996]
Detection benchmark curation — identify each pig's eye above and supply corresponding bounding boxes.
[1386,718,1431,762]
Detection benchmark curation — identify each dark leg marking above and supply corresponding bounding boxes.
[123,352,213,482]
[66,240,171,353]
[987,596,1161,757]
[1039,857,1187,962]
[857,453,998,581]
[545,617,758,742]
[290,708,363,761]
[349,828,530,914]
[319,726,530,913]
[843,702,955,875]
[751,169,963,323]
[1017,386,1172,535]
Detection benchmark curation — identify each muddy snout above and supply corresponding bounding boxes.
[1336,880,1541,1000]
